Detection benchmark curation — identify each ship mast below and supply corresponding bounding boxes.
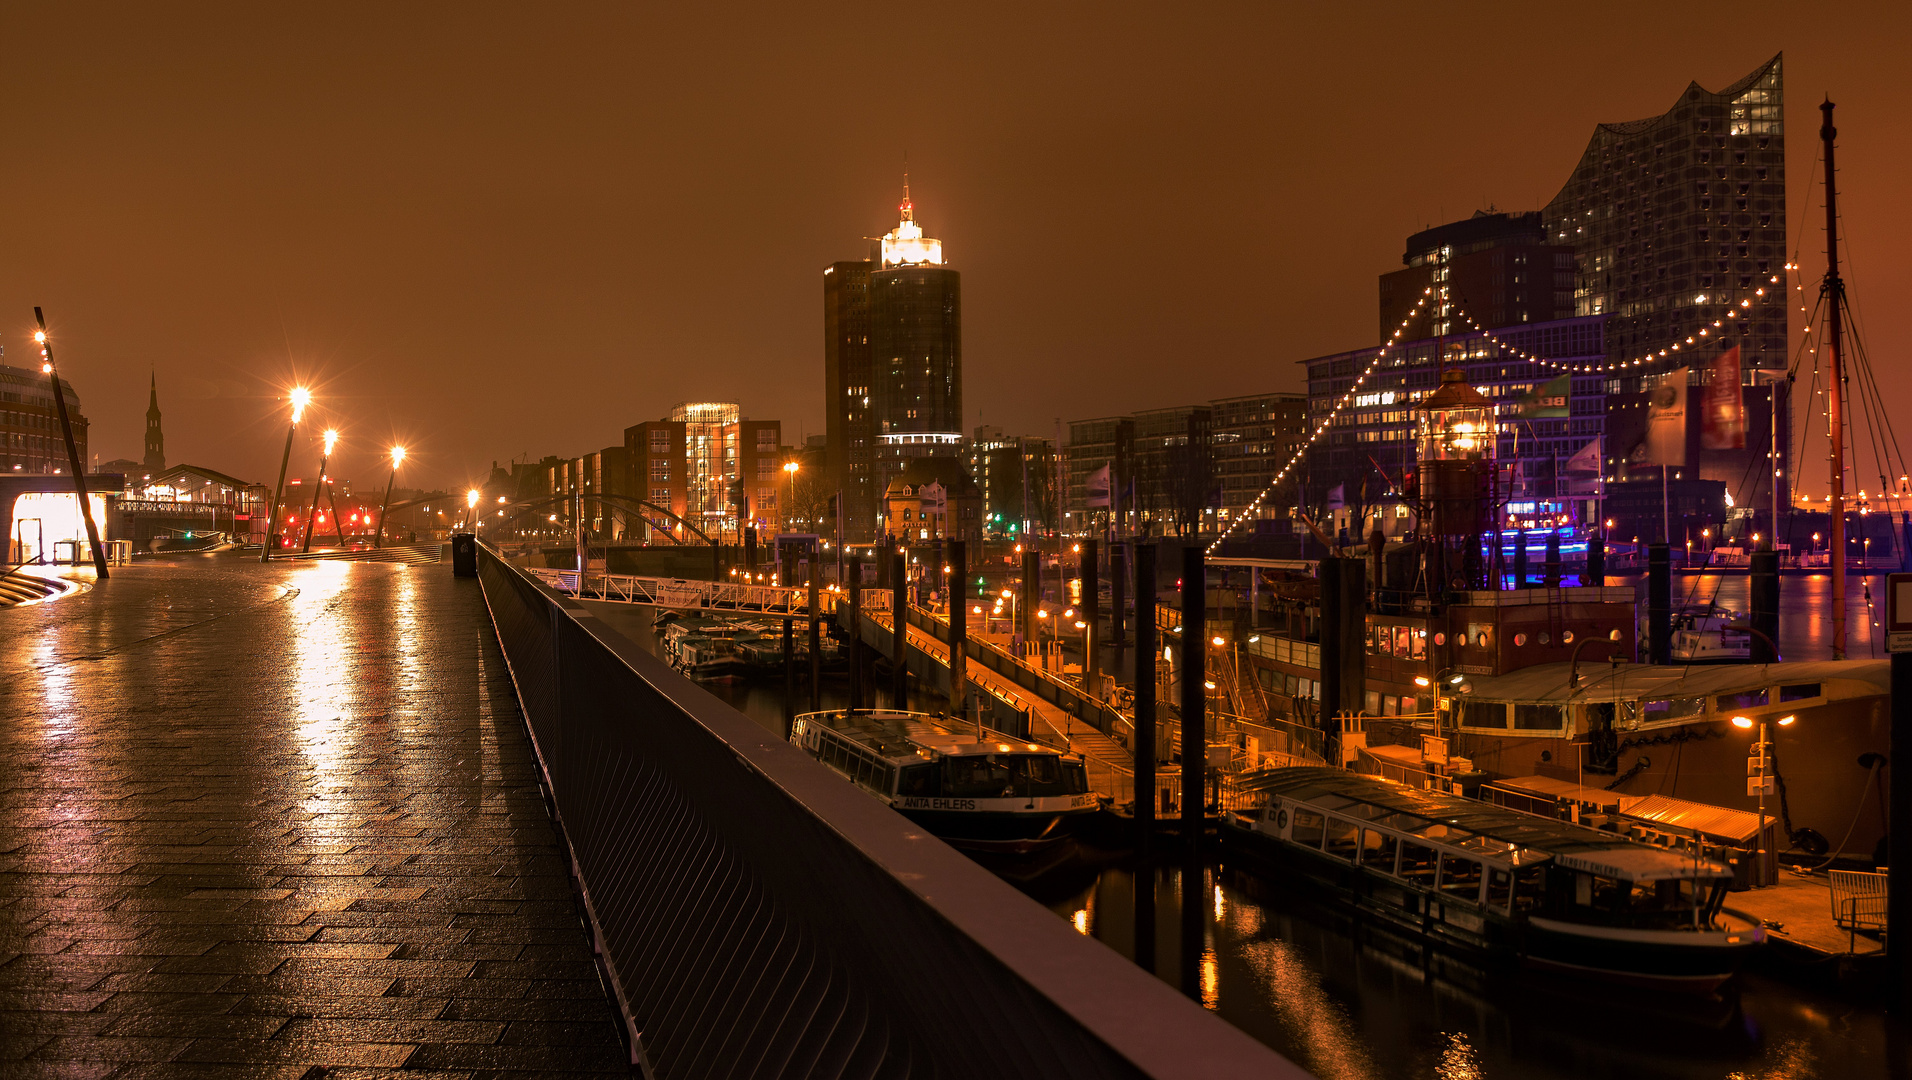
[1821,98,1849,660]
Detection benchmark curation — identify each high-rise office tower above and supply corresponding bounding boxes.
[143,373,165,473]
[868,183,962,514]
[1377,211,1577,340]
[1543,54,1788,510]
[823,260,874,541]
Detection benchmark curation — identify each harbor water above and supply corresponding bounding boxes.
[579,598,1905,1078]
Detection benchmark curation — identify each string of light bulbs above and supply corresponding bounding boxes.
[1203,290,1437,554]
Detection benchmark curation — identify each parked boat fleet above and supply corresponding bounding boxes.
[654,610,842,681]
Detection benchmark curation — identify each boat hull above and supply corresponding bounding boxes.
[894,804,1097,854]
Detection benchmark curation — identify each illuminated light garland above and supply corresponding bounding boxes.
[1205,274,1786,555]
[1204,290,1435,555]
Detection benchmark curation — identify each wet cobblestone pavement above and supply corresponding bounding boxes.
[0,557,626,1078]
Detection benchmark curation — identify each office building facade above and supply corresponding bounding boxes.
[868,189,962,508]
[822,260,875,542]
[1378,211,1576,340]
[1,364,87,475]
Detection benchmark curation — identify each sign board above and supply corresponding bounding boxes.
[1888,573,1912,651]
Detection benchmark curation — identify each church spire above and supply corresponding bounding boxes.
[143,370,165,473]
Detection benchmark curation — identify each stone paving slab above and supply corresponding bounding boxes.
[0,559,627,1076]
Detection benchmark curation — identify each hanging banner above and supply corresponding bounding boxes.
[1564,438,1602,476]
[1643,368,1688,467]
[1701,345,1747,450]
[1501,374,1571,421]
[1085,464,1111,508]
[1326,483,1346,510]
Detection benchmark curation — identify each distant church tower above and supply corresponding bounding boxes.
[143,372,165,473]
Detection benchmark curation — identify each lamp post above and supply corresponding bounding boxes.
[31,316,108,576]
[261,387,309,561]
[1414,668,1469,729]
[300,428,339,553]
[466,489,481,533]
[374,446,405,549]
[1731,713,1796,887]
[782,460,799,533]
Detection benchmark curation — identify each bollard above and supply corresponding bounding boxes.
[1750,547,1780,664]
[451,533,477,577]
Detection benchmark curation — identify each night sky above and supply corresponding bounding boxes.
[2,4,1906,495]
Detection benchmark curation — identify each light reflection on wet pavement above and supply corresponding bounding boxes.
[0,557,625,1074]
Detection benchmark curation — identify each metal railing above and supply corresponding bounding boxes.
[529,565,891,615]
[477,544,1303,1079]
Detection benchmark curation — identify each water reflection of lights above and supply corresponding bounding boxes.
[1214,884,1225,921]
[1239,937,1379,1080]
[1726,1036,1815,1080]
[1200,949,1220,1011]
[1436,1033,1481,1080]
[1072,908,1089,935]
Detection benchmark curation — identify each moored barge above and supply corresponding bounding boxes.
[1225,767,1763,991]
[791,709,1099,854]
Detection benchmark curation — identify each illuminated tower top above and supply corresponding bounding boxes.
[879,176,943,267]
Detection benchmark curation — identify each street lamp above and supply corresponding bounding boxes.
[374,446,405,549]
[782,460,799,531]
[301,428,340,554]
[466,489,481,532]
[1731,714,1795,887]
[262,387,309,561]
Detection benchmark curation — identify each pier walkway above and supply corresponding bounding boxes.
[0,558,625,1075]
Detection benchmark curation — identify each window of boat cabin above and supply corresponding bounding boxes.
[1641,697,1705,726]
[1456,701,1507,729]
[1778,683,1821,703]
[1323,818,1360,860]
[943,756,1014,798]
[1514,866,1545,913]
[1361,830,1399,874]
[1061,760,1089,795]
[897,763,938,797]
[1487,868,1513,908]
[1399,842,1438,885]
[1439,855,1483,901]
[1291,811,1325,848]
[1513,703,1565,732]
[1382,695,1399,717]
[1003,754,1068,797]
[1627,878,1705,928]
[1717,689,1769,712]
[1365,691,1381,715]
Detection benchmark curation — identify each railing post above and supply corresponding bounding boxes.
[848,558,864,710]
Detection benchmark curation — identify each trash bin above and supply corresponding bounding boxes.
[451,533,478,577]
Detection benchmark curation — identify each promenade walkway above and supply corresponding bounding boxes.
[0,558,624,1076]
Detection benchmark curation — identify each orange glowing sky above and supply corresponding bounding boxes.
[0,3,1906,494]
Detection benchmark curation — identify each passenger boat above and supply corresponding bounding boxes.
[790,709,1099,854]
[1224,767,1763,992]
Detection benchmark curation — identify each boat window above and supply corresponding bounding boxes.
[1641,697,1705,724]
[1487,868,1513,909]
[1587,874,1629,912]
[943,756,1014,798]
[1003,754,1069,797]
[1513,703,1565,731]
[1716,689,1769,711]
[1374,812,1433,832]
[1323,818,1360,860]
[1779,683,1821,703]
[1361,830,1398,875]
[1513,866,1545,913]
[1411,822,1466,843]
[897,763,938,797]
[1061,760,1089,795]
[1291,811,1325,848]
[1456,701,1507,729]
[1627,878,1704,927]
[1439,855,1483,902]
[1399,842,1438,886]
